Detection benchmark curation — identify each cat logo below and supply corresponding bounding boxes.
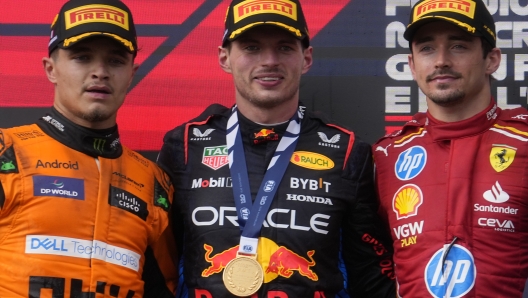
[490,145,516,172]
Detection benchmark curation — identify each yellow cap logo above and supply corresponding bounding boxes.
[413,0,476,22]
[65,4,129,30]
[290,151,334,170]
[393,184,423,220]
[233,0,297,23]
[490,145,516,172]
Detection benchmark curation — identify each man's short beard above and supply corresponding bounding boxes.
[81,110,109,123]
[428,86,465,107]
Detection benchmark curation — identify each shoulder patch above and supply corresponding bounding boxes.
[500,107,528,124]
[0,146,19,174]
[154,178,171,212]
[374,120,424,147]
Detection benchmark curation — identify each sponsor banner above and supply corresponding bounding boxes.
[25,235,140,271]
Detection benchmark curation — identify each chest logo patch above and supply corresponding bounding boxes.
[33,175,85,200]
[489,145,516,172]
[202,145,229,170]
[393,184,423,220]
[290,151,334,170]
[395,146,427,180]
[425,244,476,298]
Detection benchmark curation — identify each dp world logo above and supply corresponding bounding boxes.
[425,244,476,298]
[395,146,427,180]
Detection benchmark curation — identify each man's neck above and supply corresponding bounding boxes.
[236,100,299,125]
[426,94,492,123]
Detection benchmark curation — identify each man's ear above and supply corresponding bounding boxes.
[218,46,232,74]
[408,53,417,81]
[301,46,313,74]
[43,56,57,84]
[485,47,501,76]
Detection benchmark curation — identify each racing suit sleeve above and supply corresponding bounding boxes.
[157,127,186,256]
[341,140,396,297]
[143,168,179,298]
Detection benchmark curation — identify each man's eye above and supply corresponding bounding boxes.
[74,55,89,61]
[110,58,125,64]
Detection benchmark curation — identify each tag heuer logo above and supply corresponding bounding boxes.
[202,145,228,170]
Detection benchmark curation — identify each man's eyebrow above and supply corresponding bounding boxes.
[414,33,474,45]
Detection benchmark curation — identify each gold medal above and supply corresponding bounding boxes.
[223,254,263,297]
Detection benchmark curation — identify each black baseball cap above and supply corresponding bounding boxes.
[222,0,310,47]
[48,0,137,55]
[404,0,496,48]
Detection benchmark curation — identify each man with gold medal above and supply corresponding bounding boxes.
[158,0,396,296]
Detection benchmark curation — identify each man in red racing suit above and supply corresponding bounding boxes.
[373,0,528,297]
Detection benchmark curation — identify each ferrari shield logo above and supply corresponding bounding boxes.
[490,145,516,172]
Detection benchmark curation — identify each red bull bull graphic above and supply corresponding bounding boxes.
[202,244,239,277]
[266,246,318,281]
[253,128,279,144]
[202,238,318,282]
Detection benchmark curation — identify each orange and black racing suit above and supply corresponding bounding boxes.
[158,104,395,298]
[0,108,178,298]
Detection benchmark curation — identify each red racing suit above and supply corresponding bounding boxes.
[0,109,178,298]
[158,104,395,298]
[373,101,528,297]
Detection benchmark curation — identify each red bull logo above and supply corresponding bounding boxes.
[253,128,279,144]
[254,128,275,138]
[413,0,475,21]
[65,4,129,30]
[233,0,297,23]
[266,246,318,281]
[202,244,239,277]
[202,238,318,283]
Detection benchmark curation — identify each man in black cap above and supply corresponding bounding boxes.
[373,0,528,297]
[0,1,178,297]
[158,0,396,297]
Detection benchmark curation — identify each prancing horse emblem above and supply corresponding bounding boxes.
[490,145,516,172]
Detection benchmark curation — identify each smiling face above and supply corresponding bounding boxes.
[219,25,312,122]
[408,21,501,120]
[43,36,138,129]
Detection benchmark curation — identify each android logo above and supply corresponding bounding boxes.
[1,161,15,171]
[156,195,169,209]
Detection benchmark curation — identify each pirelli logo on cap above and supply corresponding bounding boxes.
[233,0,297,23]
[413,0,476,21]
[65,4,129,30]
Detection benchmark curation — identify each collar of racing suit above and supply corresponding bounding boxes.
[36,107,123,158]
[422,99,499,142]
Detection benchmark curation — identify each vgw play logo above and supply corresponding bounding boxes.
[425,244,476,298]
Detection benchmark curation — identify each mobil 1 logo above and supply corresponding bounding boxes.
[425,244,476,298]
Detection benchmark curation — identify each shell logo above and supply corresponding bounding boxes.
[392,184,423,220]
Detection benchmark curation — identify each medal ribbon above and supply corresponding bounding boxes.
[227,106,303,255]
